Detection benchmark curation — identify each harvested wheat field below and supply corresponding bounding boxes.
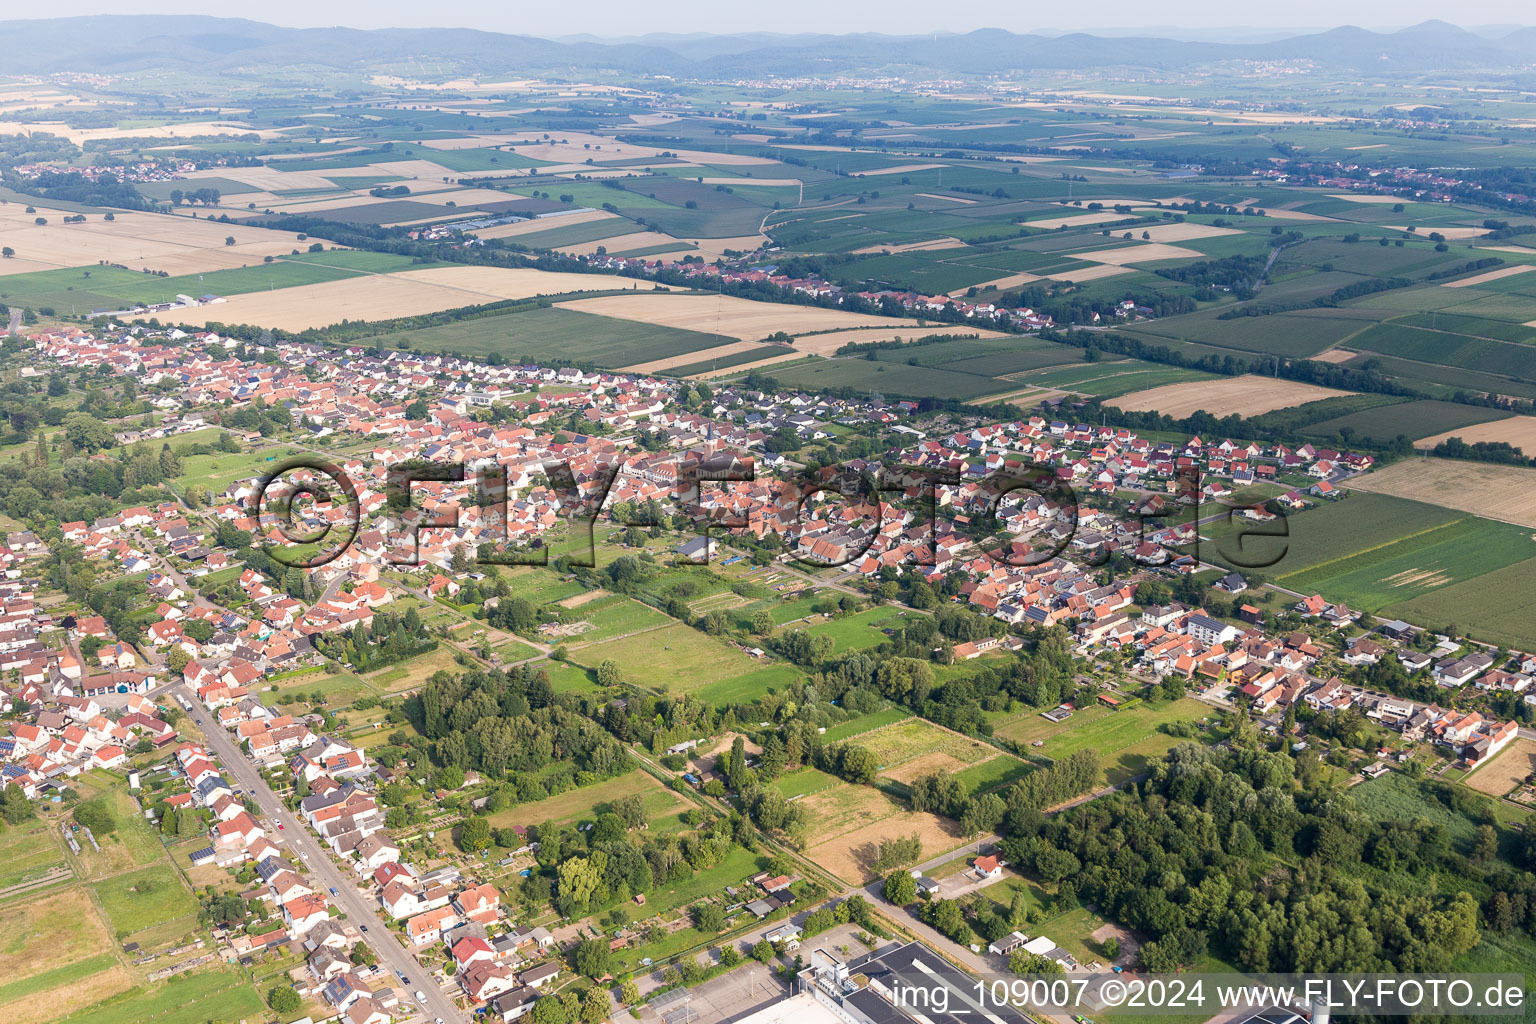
[1465,739,1536,796]
[1112,375,1354,417]
[1384,225,1490,241]
[140,266,662,330]
[1135,222,1243,243]
[558,231,681,257]
[0,204,334,273]
[471,210,619,239]
[915,192,978,204]
[556,291,914,342]
[1442,265,1536,288]
[1026,212,1147,231]
[957,272,1042,295]
[850,237,966,255]
[807,811,964,884]
[791,325,1006,356]
[619,340,770,374]
[1046,264,1133,284]
[1327,193,1404,203]
[1415,414,1531,451]
[1311,348,1358,364]
[685,351,807,378]
[1347,458,1536,529]
[1076,242,1204,265]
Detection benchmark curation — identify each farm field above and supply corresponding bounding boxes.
[0,202,339,276]
[1111,375,1354,417]
[1464,739,1536,798]
[1277,513,1536,610]
[754,355,1017,401]
[1387,555,1536,648]
[1416,414,1536,454]
[368,305,730,368]
[1346,458,1536,529]
[997,699,1214,786]
[1300,399,1510,444]
[1204,491,1461,577]
[141,266,670,330]
[555,291,919,342]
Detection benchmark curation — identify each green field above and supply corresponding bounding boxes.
[1299,399,1510,443]
[772,767,843,799]
[0,827,66,891]
[997,699,1215,786]
[1387,554,1536,647]
[368,305,728,366]
[801,606,911,652]
[1205,491,1462,578]
[91,863,199,939]
[757,356,1018,401]
[952,754,1034,795]
[570,620,779,694]
[822,707,910,742]
[1279,513,1536,610]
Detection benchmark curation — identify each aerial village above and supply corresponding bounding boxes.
[0,320,1526,1024]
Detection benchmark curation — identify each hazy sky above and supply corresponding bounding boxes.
[24,0,1531,38]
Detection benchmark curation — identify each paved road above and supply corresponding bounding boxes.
[181,683,461,1024]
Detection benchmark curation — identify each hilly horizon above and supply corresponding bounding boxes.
[5,14,1536,78]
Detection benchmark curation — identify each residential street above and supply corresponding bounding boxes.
[181,683,462,1024]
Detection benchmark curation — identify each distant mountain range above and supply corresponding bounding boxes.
[6,15,1536,79]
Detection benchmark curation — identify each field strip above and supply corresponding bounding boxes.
[617,340,768,374]
[1441,265,1536,288]
[914,192,978,204]
[1275,517,1466,581]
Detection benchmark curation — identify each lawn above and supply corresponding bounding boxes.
[693,662,805,704]
[485,769,686,831]
[178,445,308,493]
[0,826,66,891]
[822,708,910,742]
[771,767,842,799]
[997,698,1215,786]
[90,863,200,939]
[69,970,266,1024]
[951,754,1034,795]
[570,621,772,693]
[801,605,911,653]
